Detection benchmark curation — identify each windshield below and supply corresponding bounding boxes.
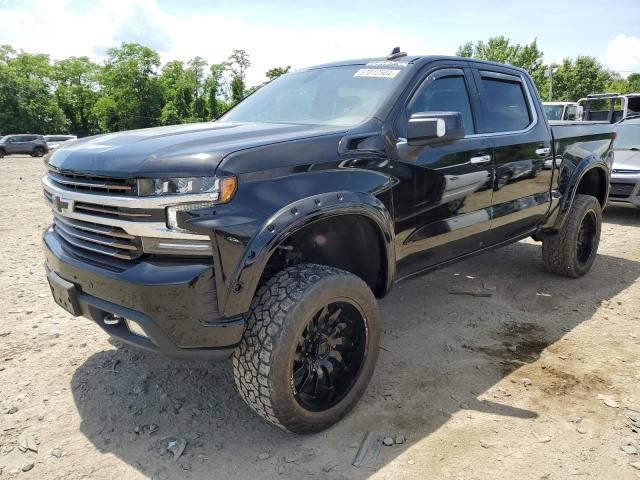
[543,105,564,121]
[219,65,405,127]
[0,136,9,143]
[615,123,640,150]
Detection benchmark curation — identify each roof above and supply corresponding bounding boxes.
[303,55,531,76]
[305,55,424,70]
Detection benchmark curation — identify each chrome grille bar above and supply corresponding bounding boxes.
[53,216,142,260]
[48,171,134,194]
[74,203,153,219]
[53,213,135,240]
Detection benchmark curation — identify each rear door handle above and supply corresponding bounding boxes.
[470,154,491,165]
[535,147,551,157]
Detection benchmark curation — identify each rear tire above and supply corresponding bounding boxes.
[32,147,45,157]
[542,194,602,277]
[233,263,380,434]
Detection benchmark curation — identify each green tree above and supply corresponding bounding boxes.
[91,96,118,132]
[53,56,102,136]
[206,63,227,118]
[98,42,163,131]
[550,56,614,101]
[0,46,68,134]
[159,60,191,121]
[608,73,640,94]
[628,73,640,92]
[226,49,251,103]
[187,56,208,121]
[159,101,181,125]
[456,36,547,99]
[265,66,291,81]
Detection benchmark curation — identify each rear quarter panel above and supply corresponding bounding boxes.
[545,121,614,228]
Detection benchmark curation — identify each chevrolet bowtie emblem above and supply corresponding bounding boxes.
[52,193,72,213]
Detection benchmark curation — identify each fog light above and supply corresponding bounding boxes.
[125,319,149,339]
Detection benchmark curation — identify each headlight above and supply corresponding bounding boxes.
[166,201,218,231]
[158,176,237,232]
[138,176,237,201]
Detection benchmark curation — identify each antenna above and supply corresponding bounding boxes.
[387,47,407,60]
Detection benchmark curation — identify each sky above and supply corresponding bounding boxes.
[1,0,639,85]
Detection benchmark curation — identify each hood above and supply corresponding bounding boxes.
[47,121,346,178]
[612,149,640,172]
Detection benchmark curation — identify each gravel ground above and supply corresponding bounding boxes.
[1,155,639,480]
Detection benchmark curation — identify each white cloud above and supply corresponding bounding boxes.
[604,34,640,76]
[0,0,436,85]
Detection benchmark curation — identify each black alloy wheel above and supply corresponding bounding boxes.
[576,210,597,265]
[292,300,367,412]
[542,194,602,277]
[233,263,380,434]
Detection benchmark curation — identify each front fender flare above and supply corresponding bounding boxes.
[218,190,395,317]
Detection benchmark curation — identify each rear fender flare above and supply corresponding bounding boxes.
[548,156,609,232]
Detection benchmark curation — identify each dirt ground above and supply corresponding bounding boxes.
[1,155,639,480]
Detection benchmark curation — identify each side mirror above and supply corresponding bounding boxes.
[407,111,465,146]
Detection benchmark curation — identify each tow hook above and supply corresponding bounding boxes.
[103,313,124,325]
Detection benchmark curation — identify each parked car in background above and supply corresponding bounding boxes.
[44,135,77,151]
[543,102,581,121]
[0,134,48,157]
[608,117,640,206]
[578,93,640,123]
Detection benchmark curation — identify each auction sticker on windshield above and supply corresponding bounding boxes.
[353,68,400,78]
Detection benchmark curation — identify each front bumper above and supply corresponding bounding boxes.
[42,227,245,361]
[609,174,640,207]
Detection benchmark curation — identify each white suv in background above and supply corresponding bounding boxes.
[44,135,77,151]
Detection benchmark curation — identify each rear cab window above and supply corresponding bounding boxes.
[476,70,533,133]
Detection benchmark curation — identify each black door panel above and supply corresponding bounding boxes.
[471,68,553,239]
[391,65,495,279]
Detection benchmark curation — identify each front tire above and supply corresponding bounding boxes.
[233,263,380,434]
[0,149,5,158]
[542,194,602,277]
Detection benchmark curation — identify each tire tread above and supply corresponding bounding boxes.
[542,194,601,277]
[233,263,367,432]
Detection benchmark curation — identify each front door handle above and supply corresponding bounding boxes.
[535,147,551,157]
[470,154,491,165]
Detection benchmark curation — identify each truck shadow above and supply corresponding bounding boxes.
[70,239,640,479]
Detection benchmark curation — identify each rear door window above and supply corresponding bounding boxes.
[477,71,532,133]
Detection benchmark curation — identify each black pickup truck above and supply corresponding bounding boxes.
[42,52,614,434]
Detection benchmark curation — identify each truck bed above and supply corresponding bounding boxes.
[549,121,612,141]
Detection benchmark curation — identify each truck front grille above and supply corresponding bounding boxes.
[43,169,212,265]
[609,182,635,198]
[74,202,156,221]
[53,213,143,261]
[48,170,137,195]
